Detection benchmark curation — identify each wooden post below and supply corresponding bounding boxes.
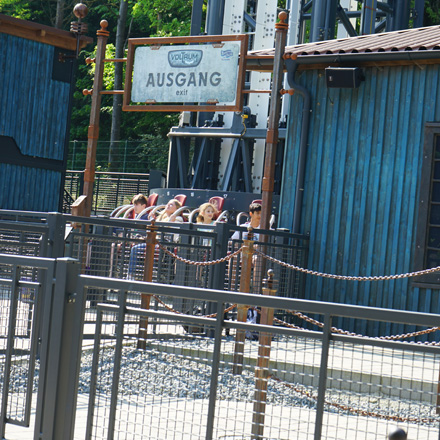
[81,20,109,218]
[70,194,87,229]
[256,12,288,308]
[251,270,277,439]
[137,221,157,349]
[260,11,289,231]
[233,229,254,375]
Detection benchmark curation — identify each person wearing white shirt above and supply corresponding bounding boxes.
[231,202,262,241]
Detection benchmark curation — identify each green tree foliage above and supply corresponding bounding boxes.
[425,0,440,25]
[132,0,193,36]
[0,0,55,24]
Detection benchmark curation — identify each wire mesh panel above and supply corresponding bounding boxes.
[210,331,320,440]
[320,339,440,439]
[0,260,44,435]
[64,171,151,215]
[0,228,46,257]
[83,298,221,440]
[227,230,307,298]
[73,276,440,440]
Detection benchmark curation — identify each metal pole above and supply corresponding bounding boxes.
[314,314,332,440]
[260,12,288,232]
[361,0,377,35]
[190,0,204,36]
[205,300,225,440]
[82,20,109,217]
[310,0,326,42]
[106,287,127,440]
[35,258,82,440]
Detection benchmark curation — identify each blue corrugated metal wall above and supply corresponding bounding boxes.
[280,64,440,336]
[0,33,71,211]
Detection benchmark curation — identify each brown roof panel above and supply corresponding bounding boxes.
[0,13,92,51]
[249,25,440,58]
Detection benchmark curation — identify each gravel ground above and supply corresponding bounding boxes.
[1,337,438,437]
[72,340,440,429]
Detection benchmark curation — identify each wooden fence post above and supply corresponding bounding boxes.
[137,221,157,349]
[233,228,254,375]
[252,270,277,439]
[81,20,109,218]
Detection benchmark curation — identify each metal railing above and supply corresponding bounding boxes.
[77,277,440,440]
[1,213,440,439]
[64,171,151,215]
[0,211,309,332]
[2,253,440,439]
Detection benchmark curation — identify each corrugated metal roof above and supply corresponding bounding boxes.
[249,25,440,62]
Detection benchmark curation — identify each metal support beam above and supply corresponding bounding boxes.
[190,0,204,35]
[377,1,393,14]
[392,0,410,30]
[243,11,256,30]
[35,258,82,440]
[413,0,425,28]
[176,138,189,188]
[205,0,225,39]
[361,0,377,35]
[336,4,357,37]
[221,138,240,191]
[191,138,207,188]
[310,0,327,41]
[240,139,253,192]
[324,0,338,40]
[375,18,387,33]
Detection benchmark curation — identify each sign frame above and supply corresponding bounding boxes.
[123,34,249,112]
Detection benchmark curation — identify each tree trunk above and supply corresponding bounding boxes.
[55,0,66,29]
[109,0,129,171]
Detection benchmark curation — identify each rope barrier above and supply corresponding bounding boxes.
[145,241,440,425]
[151,295,440,344]
[254,249,440,281]
[157,243,243,266]
[150,291,438,423]
[274,310,440,344]
[151,244,440,343]
[153,294,237,318]
[270,375,439,424]
[158,241,440,280]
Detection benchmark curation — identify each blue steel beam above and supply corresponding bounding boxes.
[361,0,377,35]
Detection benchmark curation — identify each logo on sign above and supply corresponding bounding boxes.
[221,49,233,59]
[168,50,203,68]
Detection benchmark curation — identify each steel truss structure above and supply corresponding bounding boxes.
[168,0,425,195]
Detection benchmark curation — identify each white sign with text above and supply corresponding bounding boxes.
[131,43,240,103]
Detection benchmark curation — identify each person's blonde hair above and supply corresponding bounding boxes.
[157,199,182,221]
[196,202,217,223]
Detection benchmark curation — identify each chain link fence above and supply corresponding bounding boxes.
[68,140,166,174]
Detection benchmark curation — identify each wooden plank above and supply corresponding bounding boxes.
[0,13,92,50]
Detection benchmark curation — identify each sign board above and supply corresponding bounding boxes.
[123,35,248,112]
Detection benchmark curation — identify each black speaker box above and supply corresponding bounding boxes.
[325,67,364,88]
